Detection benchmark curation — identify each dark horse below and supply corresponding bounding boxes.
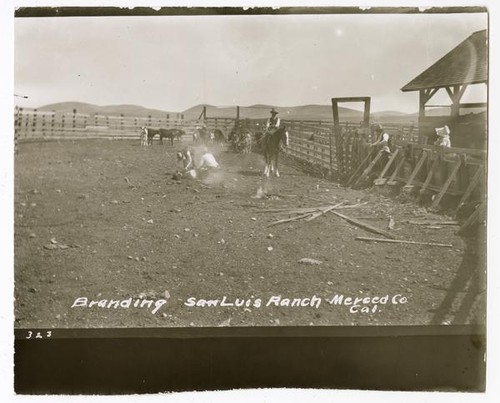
[212,129,226,145]
[262,126,289,177]
[159,128,185,145]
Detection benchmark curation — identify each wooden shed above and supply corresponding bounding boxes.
[401,29,487,149]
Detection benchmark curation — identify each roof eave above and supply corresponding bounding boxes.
[401,79,487,93]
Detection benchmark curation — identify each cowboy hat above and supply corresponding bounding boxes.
[270,108,279,115]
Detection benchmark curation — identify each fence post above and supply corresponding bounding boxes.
[120,114,124,132]
[61,112,66,137]
[32,109,37,136]
[24,109,30,137]
[331,100,340,178]
[14,106,20,152]
[41,112,46,138]
[72,109,76,134]
[51,110,55,137]
[148,115,152,127]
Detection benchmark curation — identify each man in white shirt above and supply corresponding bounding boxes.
[434,125,452,147]
[197,148,220,170]
[371,124,391,153]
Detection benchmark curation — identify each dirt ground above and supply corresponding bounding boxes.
[14,139,486,328]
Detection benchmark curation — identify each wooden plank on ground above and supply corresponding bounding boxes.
[355,236,453,248]
[332,211,396,239]
[406,220,459,226]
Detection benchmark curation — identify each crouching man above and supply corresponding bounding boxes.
[197,148,220,170]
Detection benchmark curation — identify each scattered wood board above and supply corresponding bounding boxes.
[406,220,459,226]
[355,236,453,248]
[331,211,396,239]
[268,202,344,226]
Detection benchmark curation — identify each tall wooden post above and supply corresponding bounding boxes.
[419,89,426,118]
[331,99,340,178]
[32,109,37,135]
[236,106,240,123]
[41,112,46,137]
[14,106,20,152]
[51,110,55,137]
[72,109,76,134]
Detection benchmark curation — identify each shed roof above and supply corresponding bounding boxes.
[401,29,487,92]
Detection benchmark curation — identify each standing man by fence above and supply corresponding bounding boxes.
[370,124,392,172]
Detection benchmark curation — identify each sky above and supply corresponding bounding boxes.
[14,11,487,113]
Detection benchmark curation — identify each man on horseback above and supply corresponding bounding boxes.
[265,108,281,135]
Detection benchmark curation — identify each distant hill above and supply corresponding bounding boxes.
[37,101,419,124]
[183,103,369,122]
[37,102,177,118]
[182,103,419,124]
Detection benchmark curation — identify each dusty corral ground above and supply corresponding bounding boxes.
[14,139,485,328]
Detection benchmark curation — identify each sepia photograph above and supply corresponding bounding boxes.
[9,3,493,395]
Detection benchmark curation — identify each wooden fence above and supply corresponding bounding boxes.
[14,107,486,223]
[14,108,191,141]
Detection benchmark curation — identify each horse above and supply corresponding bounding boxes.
[262,126,289,177]
[141,126,161,145]
[159,128,185,145]
[196,126,210,144]
[253,131,264,151]
[212,129,226,145]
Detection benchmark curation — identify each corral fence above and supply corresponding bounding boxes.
[14,107,193,141]
[15,107,486,226]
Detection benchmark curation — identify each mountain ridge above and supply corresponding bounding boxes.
[36,101,419,123]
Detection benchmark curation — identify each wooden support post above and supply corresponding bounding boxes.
[387,155,406,185]
[378,147,400,179]
[429,158,463,209]
[419,156,440,194]
[458,201,486,235]
[346,147,375,186]
[454,165,484,214]
[354,149,383,186]
[404,151,428,188]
